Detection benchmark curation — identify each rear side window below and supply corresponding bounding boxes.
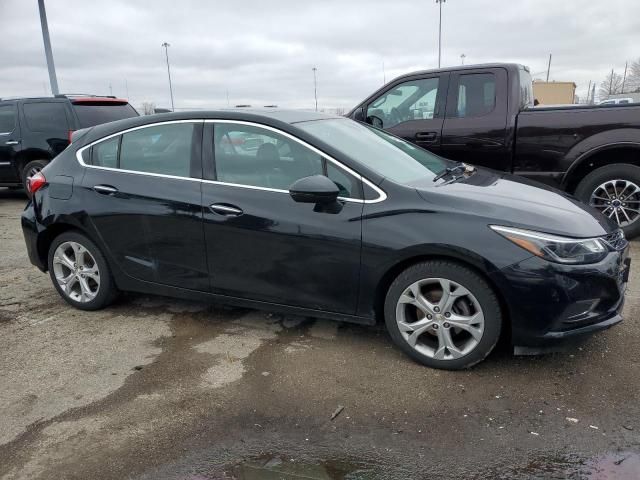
[0,105,16,133]
[119,123,195,177]
[92,136,119,168]
[73,103,138,128]
[455,73,496,117]
[23,102,69,131]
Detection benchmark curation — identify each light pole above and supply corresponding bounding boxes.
[435,0,446,68]
[37,0,59,95]
[312,67,318,111]
[460,53,466,65]
[162,42,175,111]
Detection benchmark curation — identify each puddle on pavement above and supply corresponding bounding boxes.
[489,451,640,479]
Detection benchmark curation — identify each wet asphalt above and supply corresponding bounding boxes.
[0,188,639,480]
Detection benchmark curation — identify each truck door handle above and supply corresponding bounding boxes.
[415,131,438,143]
[209,203,243,216]
[93,185,119,195]
[5,140,19,145]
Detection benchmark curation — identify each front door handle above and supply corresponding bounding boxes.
[209,203,243,216]
[93,185,118,195]
[415,131,438,143]
[5,140,19,145]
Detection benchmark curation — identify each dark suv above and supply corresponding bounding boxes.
[0,95,138,194]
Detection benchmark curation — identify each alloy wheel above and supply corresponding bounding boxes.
[52,241,101,303]
[589,179,640,227]
[395,278,485,361]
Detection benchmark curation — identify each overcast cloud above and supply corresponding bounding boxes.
[1,0,638,110]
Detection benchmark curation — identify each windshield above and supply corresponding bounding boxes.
[297,118,448,184]
[72,103,139,128]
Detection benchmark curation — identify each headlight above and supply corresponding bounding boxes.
[490,225,608,264]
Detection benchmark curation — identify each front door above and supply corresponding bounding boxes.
[80,121,209,291]
[201,121,363,314]
[365,74,447,152]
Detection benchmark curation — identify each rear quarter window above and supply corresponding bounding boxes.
[73,103,139,128]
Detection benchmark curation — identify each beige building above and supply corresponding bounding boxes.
[532,81,577,105]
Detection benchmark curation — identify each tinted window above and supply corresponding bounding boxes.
[92,136,119,168]
[298,118,447,185]
[73,103,138,128]
[119,123,195,177]
[456,73,496,117]
[0,105,16,133]
[23,102,69,131]
[327,162,359,198]
[367,77,440,128]
[213,123,325,191]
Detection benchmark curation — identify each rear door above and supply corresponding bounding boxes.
[364,74,448,152]
[0,103,21,183]
[80,120,209,291]
[20,100,72,158]
[439,67,510,170]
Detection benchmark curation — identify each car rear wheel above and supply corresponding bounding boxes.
[47,231,118,310]
[384,261,502,370]
[22,159,48,197]
[575,164,640,239]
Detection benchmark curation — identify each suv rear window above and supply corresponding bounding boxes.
[23,102,69,131]
[72,103,138,128]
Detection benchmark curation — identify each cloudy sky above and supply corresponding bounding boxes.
[1,0,638,110]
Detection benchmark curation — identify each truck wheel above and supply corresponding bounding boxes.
[384,260,502,370]
[22,160,48,197]
[575,164,640,239]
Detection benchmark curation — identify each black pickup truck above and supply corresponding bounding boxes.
[349,63,640,237]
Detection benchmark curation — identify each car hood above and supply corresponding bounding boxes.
[412,169,618,238]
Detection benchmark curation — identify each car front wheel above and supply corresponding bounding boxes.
[47,231,118,310]
[384,260,502,370]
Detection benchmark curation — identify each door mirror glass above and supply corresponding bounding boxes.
[289,175,339,204]
[366,115,383,128]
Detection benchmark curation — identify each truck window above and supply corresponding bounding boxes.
[367,77,440,128]
[72,103,139,128]
[455,73,496,118]
[23,103,69,132]
[0,105,16,134]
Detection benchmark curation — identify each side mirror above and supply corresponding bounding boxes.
[352,107,364,122]
[289,175,339,204]
[366,115,383,128]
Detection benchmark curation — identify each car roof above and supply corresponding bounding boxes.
[387,62,526,80]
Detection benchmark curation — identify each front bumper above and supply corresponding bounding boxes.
[490,246,629,347]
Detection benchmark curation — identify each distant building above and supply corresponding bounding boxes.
[532,81,577,105]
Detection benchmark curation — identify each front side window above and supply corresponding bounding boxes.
[0,105,16,134]
[213,123,361,197]
[366,77,440,128]
[23,102,69,131]
[119,123,195,177]
[455,73,496,117]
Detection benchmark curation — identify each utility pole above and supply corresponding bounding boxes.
[109,82,113,96]
[609,68,614,95]
[382,60,386,84]
[591,83,596,104]
[162,42,175,111]
[622,61,628,93]
[546,53,552,82]
[226,89,230,107]
[312,67,318,111]
[436,0,446,68]
[586,80,592,104]
[37,0,59,95]
[460,53,466,65]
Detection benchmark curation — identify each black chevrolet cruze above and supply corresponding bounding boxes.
[21,110,630,369]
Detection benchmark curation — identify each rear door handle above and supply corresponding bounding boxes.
[415,131,438,143]
[93,185,118,195]
[209,203,243,216]
[5,140,19,145]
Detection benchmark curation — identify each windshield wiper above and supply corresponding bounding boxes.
[432,162,474,182]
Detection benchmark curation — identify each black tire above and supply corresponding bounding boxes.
[22,159,48,197]
[384,260,502,370]
[574,163,640,239]
[47,231,118,311]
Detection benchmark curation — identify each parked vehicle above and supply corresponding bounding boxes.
[0,94,138,194]
[22,110,629,369]
[599,98,635,105]
[349,63,640,238]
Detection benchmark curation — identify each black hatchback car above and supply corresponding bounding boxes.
[21,110,630,369]
[0,95,138,193]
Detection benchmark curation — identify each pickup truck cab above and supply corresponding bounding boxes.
[349,63,640,237]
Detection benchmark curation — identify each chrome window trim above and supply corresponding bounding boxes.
[75,118,387,204]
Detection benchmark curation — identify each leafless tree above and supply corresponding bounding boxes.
[627,59,640,93]
[598,70,624,100]
[141,102,156,115]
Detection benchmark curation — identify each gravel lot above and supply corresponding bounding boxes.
[1,188,639,479]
